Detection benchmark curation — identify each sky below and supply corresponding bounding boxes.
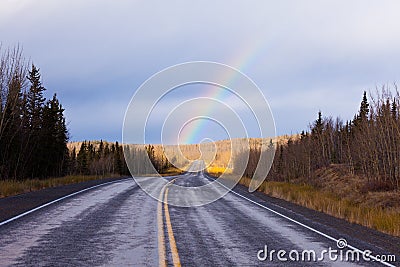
[1,1,400,143]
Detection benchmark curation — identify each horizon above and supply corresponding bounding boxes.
[67,134,297,146]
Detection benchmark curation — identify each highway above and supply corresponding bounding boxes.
[0,166,398,266]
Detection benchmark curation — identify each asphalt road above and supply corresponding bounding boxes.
[0,170,399,266]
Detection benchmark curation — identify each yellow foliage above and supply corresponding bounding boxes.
[206,166,233,176]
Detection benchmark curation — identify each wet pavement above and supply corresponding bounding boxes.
[0,174,398,266]
[0,180,158,266]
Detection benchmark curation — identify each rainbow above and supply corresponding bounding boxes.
[178,86,231,144]
[178,39,265,144]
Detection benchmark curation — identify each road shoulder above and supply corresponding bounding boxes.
[231,182,400,259]
[0,177,129,223]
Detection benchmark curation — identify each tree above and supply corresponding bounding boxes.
[311,111,323,135]
[26,65,46,129]
[354,91,369,127]
[0,45,28,179]
[77,142,89,175]
[25,64,47,177]
[0,46,69,180]
[360,91,370,121]
[114,141,123,174]
[41,94,69,177]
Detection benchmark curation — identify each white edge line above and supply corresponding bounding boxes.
[0,178,133,227]
[209,175,396,267]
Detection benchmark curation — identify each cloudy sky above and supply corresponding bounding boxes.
[1,1,400,143]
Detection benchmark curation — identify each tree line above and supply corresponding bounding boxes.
[69,140,129,176]
[0,46,69,180]
[145,144,172,173]
[235,87,400,191]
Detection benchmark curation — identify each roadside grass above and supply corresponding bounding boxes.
[0,166,184,197]
[206,166,233,177]
[0,174,120,198]
[159,166,185,177]
[238,177,400,237]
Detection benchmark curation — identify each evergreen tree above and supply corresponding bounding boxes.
[77,142,88,175]
[26,65,47,177]
[360,91,369,119]
[312,111,323,135]
[0,47,70,180]
[97,140,104,160]
[26,64,46,130]
[114,141,123,174]
[354,91,369,127]
[70,147,77,174]
[41,94,69,177]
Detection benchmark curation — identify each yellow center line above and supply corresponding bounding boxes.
[157,178,181,267]
[164,186,181,267]
[157,186,167,267]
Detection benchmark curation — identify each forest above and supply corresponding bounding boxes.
[236,88,400,191]
[68,140,129,176]
[0,46,128,181]
[0,46,69,180]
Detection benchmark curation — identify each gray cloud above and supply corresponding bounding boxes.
[1,1,400,142]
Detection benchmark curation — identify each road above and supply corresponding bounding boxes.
[0,167,398,266]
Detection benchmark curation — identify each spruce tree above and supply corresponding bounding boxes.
[97,140,104,160]
[311,111,323,136]
[26,64,46,130]
[77,141,88,175]
[114,141,123,174]
[0,48,70,180]
[359,91,369,121]
[41,94,69,177]
[26,65,47,177]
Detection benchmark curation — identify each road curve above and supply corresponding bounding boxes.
[0,174,398,266]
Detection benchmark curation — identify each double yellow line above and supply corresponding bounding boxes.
[157,178,181,267]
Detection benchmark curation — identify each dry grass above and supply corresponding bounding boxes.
[159,166,185,177]
[0,175,119,198]
[206,166,233,177]
[237,176,400,237]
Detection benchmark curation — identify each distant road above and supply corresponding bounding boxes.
[0,166,398,266]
